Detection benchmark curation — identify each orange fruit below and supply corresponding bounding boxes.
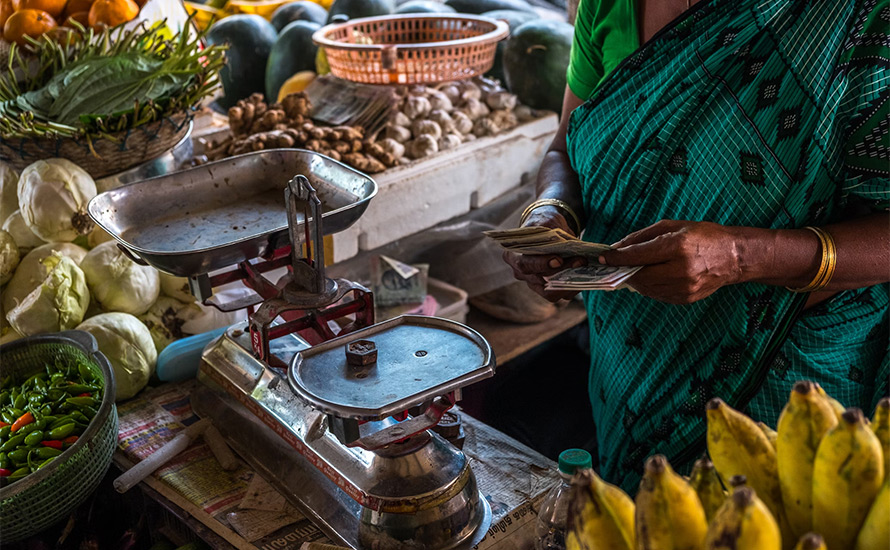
[0,0,20,28]
[3,9,57,45]
[19,0,66,18]
[63,9,87,26]
[63,0,92,17]
[87,0,137,28]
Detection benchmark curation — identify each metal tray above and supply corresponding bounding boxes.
[288,315,495,420]
[88,149,377,277]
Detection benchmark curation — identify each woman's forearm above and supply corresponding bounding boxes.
[738,213,890,290]
[534,150,587,228]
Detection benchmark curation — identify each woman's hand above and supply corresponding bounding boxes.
[504,205,587,302]
[599,220,745,304]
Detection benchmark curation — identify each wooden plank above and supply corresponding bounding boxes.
[466,300,587,365]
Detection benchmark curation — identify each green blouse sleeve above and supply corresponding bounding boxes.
[566,0,639,101]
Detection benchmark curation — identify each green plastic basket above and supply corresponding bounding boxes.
[0,330,118,543]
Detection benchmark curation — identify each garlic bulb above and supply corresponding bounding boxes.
[378,138,406,160]
[412,119,443,140]
[459,98,490,121]
[404,96,432,119]
[385,123,412,143]
[428,91,453,112]
[428,110,456,134]
[514,105,537,122]
[407,135,439,159]
[473,117,500,137]
[452,111,473,134]
[438,134,462,151]
[440,83,461,103]
[486,91,518,111]
[17,158,97,242]
[389,111,412,127]
[459,80,482,102]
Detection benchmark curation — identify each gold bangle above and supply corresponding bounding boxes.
[519,199,582,235]
[787,227,836,293]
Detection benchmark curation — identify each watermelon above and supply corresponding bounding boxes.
[271,1,327,32]
[503,20,573,113]
[326,0,394,23]
[207,15,279,109]
[444,0,534,14]
[482,9,536,84]
[394,1,456,13]
[265,20,321,102]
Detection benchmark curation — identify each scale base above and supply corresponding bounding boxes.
[192,327,492,549]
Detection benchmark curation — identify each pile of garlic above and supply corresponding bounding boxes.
[379,77,542,162]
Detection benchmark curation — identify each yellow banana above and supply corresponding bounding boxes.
[855,479,889,550]
[777,380,838,539]
[872,397,889,478]
[814,383,846,421]
[704,486,781,550]
[813,408,885,550]
[757,422,778,449]
[792,533,826,550]
[634,455,708,550]
[705,398,784,522]
[689,457,725,523]
[567,468,635,550]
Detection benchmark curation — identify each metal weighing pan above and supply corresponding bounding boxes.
[88,149,377,277]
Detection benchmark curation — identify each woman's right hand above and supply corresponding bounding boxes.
[503,205,587,302]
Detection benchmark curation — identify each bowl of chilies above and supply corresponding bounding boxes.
[0,330,118,542]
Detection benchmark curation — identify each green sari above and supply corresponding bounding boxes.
[566,0,890,492]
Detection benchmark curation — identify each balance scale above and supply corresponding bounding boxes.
[89,150,497,549]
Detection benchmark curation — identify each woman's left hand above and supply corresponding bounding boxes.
[599,220,745,304]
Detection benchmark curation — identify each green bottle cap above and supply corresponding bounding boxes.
[557,449,592,475]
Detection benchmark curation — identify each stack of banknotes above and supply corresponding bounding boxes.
[484,226,641,291]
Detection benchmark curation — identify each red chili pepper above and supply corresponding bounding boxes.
[62,436,78,445]
[0,422,8,428]
[77,393,91,398]
[10,412,34,433]
[0,468,10,477]
[41,440,63,450]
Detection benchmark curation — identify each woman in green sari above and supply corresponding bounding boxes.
[504,0,889,492]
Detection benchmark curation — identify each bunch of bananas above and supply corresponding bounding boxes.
[566,382,889,550]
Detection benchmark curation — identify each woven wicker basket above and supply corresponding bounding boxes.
[313,14,509,85]
[0,331,118,543]
[0,113,192,179]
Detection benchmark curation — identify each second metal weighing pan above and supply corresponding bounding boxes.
[88,149,377,277]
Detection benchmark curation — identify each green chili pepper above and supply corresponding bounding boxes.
[77,364,93,382]
[35,447,62,459]
[46,389,64,402]
[9,466,29,480]
[48,423,76,440]
[0,433,27,452]
[33,378,47,392]
[0,392,9,406]
[38,456,56,468]
[66,396,96,407]
[0,410,14,424]
[64,384,99,395]
[0,452,8,469]
[8,449,30,463]
[49,415,74,430]
[8,407,23,419]
[0,426,10,440]
[24,431,44,446]
[19,421,44,435]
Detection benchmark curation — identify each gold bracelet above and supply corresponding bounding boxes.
[787,226,836,293]
[519,199,582,235]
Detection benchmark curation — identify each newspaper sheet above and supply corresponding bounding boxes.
[115,381,559,549]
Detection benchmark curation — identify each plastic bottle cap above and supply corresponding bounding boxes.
[557,449,592,475]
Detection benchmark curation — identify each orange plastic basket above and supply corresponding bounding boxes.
[312,14,509,85]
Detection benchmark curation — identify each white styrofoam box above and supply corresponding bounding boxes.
[332,114,558,263]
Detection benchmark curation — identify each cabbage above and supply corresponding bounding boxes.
[76,312,156,401]
[80,241,160,315]
[17,158,97,242]
[0,162,19,227]
[2,210,46,253]
[0,230,19,285]
[87,227,115,249]
[2,242,89,314]
[159,272,196,303]
[138,296,205,352]
[6,253,90,336]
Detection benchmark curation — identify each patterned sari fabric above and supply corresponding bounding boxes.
[566,0,889,492]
